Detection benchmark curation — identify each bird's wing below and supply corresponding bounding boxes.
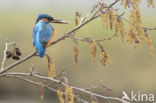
[32,22,53,46]
[39,23,53,43]
[32,25,38,46]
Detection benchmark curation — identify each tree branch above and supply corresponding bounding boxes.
[0,0,155,103]
[0,0,119,74]
[1,41,15,70]
[0,72,129,103]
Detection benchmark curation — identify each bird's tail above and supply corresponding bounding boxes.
[35,33,46,58]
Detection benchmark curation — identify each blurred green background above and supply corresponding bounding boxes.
[0,0,156,103]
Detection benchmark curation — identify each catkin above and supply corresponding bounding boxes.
[100,51,111,66]
[128,10,136,43]
[124,0,128,8]
[73,44,79,68]
[145,36,153,56]
[65,85,74,103]
[40,82,44,102]
[48,58,56,78]
[136,5,145,49]
[118,19,125,44]
[109,8,115,30]
[100,12,109,29]
[57,89,64,103]
[147,0,155,8]
[89,40,97,62]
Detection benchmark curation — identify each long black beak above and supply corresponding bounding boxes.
[52,19,70,24]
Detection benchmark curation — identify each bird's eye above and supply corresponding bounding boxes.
[48,18,53,21]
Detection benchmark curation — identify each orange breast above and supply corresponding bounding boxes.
[46,29,55,47]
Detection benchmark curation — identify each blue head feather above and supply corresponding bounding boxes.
[35,14,53,24]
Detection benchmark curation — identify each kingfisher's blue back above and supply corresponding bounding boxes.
[32,14,54,58]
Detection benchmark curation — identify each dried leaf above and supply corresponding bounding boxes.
[40,82,44,102]
[57,89,64,103]
[89,40,97,62]
[73,44,79,68]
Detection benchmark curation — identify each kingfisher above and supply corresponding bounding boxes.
[32,14,70,58]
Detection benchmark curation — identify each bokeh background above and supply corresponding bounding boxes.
[0,0,156,103]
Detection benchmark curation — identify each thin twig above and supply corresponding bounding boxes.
[95,32,118,42]
[3,75,57,92]
[1,74,89,103]
[121,17,156,32]
[0,52,37,74]
[0,72,129,103]
[1,41,15,71]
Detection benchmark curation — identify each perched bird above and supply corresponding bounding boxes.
[32,14,70,58]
